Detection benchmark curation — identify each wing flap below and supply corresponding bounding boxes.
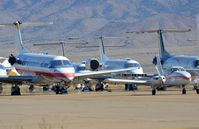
[0,76,33,83]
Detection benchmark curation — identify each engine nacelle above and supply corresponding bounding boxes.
[85,58,100,71]
[150,75,166,87]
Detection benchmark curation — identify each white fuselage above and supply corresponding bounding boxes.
[14,53,75,84]
[163,55,199,83]
[164,70,191,86]
[102,59,143,75]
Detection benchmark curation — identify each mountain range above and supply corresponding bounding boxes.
[0,0,199,58]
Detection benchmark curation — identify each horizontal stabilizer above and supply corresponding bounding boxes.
[126,29,191,34]
[0,21,53,28]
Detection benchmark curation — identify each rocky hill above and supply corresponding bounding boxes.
[0,0,198,60]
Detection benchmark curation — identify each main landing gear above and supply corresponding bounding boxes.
[51,83,68,94]
[29,84,34,93]
[0,83,3,94]
[196,88,199,94]
[182,85,186,94]
[152,88,156,95]
[11,84,21,96]
[95,82,111,92]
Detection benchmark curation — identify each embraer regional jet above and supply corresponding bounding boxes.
[0,21,133,95]
[104,55,192,95]
[127,29,199,94]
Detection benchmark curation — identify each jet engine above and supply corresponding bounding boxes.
[150,75,166,88]
[8,54,22,65]
[8,54,17,65]
[85,58,100,71]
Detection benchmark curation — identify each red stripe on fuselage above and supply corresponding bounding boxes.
[16,69,75,78]
[168,76,191,81]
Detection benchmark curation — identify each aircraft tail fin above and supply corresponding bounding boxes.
[158,30,171,61]
[0,21,53,54]
[99,37,109,63]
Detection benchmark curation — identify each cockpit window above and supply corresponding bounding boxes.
[125,63,140,68]
[171,67,185,72]
[50,60,71,67]
[195,60,199,67]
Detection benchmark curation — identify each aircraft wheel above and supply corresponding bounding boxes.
[60,86,68,94]
[125,84,129,91]
[0,83,3,94]
[11,84,21,96]
[29,84,34,92]
[193,85,197,90]
[196,89,199,94]
[55,85,60,94]
[152,89,156,95]
[182,88,186,94]
[43,85,49,92]
[95,82,104,91]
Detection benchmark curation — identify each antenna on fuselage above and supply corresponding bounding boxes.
[0,21,53,53]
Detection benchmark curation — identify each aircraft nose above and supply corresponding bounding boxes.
[177,71,192,82]
[57,67,75,81]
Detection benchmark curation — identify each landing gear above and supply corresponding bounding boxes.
[52,84,68,94]
[95,82,111,92]
[196,89,199,94]
[29,84,34,92]
[11,84,21,96]
[125,84,138,91]
[0,83,3,94]
[82,81,93,92]
[96,82,104,91]
[152,89,156,95]
[43,85,49,92]
[125,84,128,91]
[182,85,186,94]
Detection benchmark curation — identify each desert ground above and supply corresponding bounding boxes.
[0,87,199,129]
[0,35,199,129]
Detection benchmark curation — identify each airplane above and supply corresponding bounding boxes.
[67,36,144,91]
[104,55,192,95]
[33,36,144,91]
[31,35,192,95]
[0,21,134,95]
[127,29,199,94]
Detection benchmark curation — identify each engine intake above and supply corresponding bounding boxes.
[85,58,99,71]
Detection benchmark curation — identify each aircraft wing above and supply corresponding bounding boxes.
[104,78,148,85]
[185,69,199,76]
[186,69,199,71]
[75,68,135,78]
[0,75,33,84]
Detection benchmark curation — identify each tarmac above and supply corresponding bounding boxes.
[0,89,199,129]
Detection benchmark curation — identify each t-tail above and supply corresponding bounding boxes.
[14,21,28,53]
[99,36,109,64]
[157,29,171,62]
[0,21,53,54]
[126,29,191,63]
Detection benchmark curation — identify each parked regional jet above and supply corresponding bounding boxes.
[127,29,199,94]
[104,55,192,95]
[0,21,134,95]
[34,37,144,91]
